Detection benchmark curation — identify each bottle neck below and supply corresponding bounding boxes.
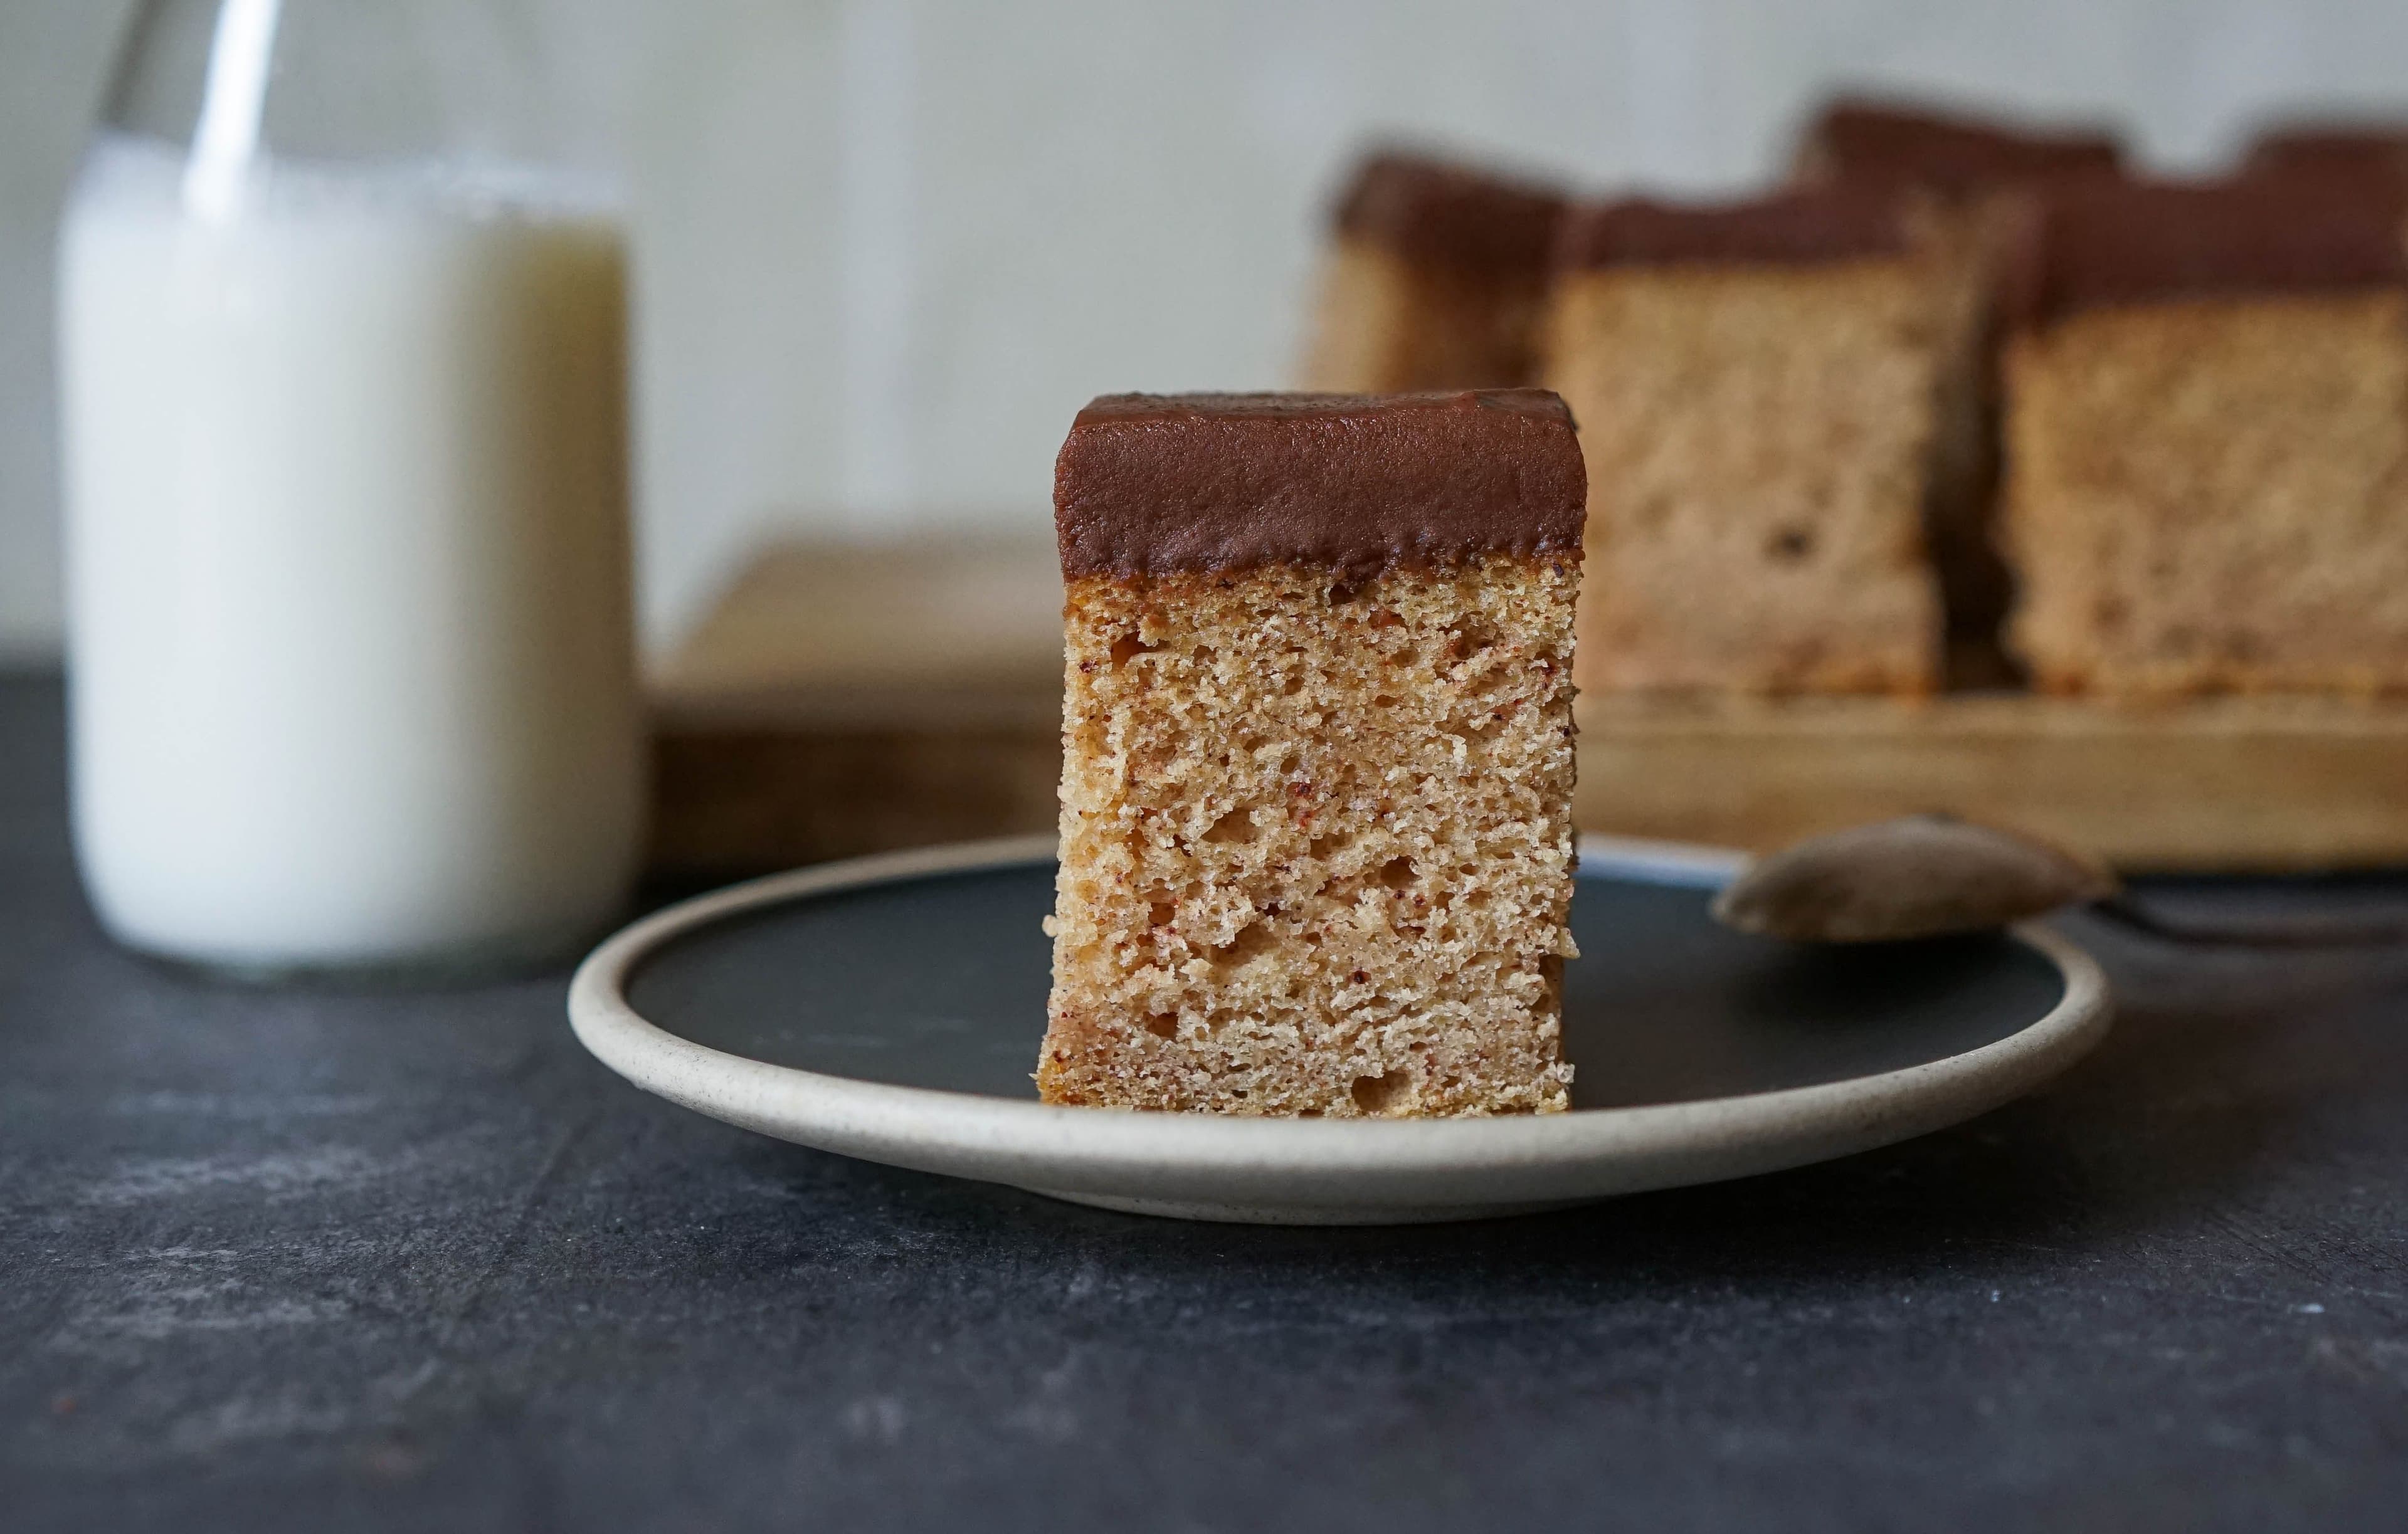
[98,0,608,182]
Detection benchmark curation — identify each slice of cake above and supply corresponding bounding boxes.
[1999,177,2408,695]
[1038,391,1584,1116]
[1542,189,1949,694]
[1298,150,1565,393]
[1790,98,2126,680]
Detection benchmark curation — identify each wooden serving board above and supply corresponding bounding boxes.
[1575,692,2408,872]
[648,535,1062,880]
[649,538,2408,877]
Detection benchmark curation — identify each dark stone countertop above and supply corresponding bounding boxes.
[4,668,2407,1532]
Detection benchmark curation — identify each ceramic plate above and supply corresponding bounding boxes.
[569,835,2110,1224]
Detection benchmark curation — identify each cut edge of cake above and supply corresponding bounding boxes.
[1040,390,1584,1118]
[1999,176,2408,696]
[1541,187,1950,696]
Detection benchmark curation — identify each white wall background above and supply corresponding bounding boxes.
[4,0,2406,659]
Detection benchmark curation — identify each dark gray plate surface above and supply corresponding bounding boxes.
[627,858,2067,1110]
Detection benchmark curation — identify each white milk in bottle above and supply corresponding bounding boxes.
[59,136,643,974]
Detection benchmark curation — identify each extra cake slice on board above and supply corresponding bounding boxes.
[1788,97,2128,673]
[1543,187,1951,695]
[1999,176,2408,696]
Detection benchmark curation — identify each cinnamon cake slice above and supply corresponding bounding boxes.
[1791,99,2126,674]
[1999,177,2408,695]
[1543,189,1950,695]
[1299,150,1566,393]
[1038,391,1583,1116]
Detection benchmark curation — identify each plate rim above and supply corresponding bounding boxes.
[568,834,2112,1213]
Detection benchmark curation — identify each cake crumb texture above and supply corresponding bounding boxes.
[1038,555,1578,1116]
[1546,259,1946,693]
[2004,292,2408,696]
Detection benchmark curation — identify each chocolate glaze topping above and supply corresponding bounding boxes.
[1800,98,2124,199]
[1331,150,1566,273]
[2246,125,2408,184]
[2003,176,2408,328]
[1554,187,1913,270]
[1055,391,1585,582]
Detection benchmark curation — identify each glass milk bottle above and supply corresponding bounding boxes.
[58,0,644,979]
